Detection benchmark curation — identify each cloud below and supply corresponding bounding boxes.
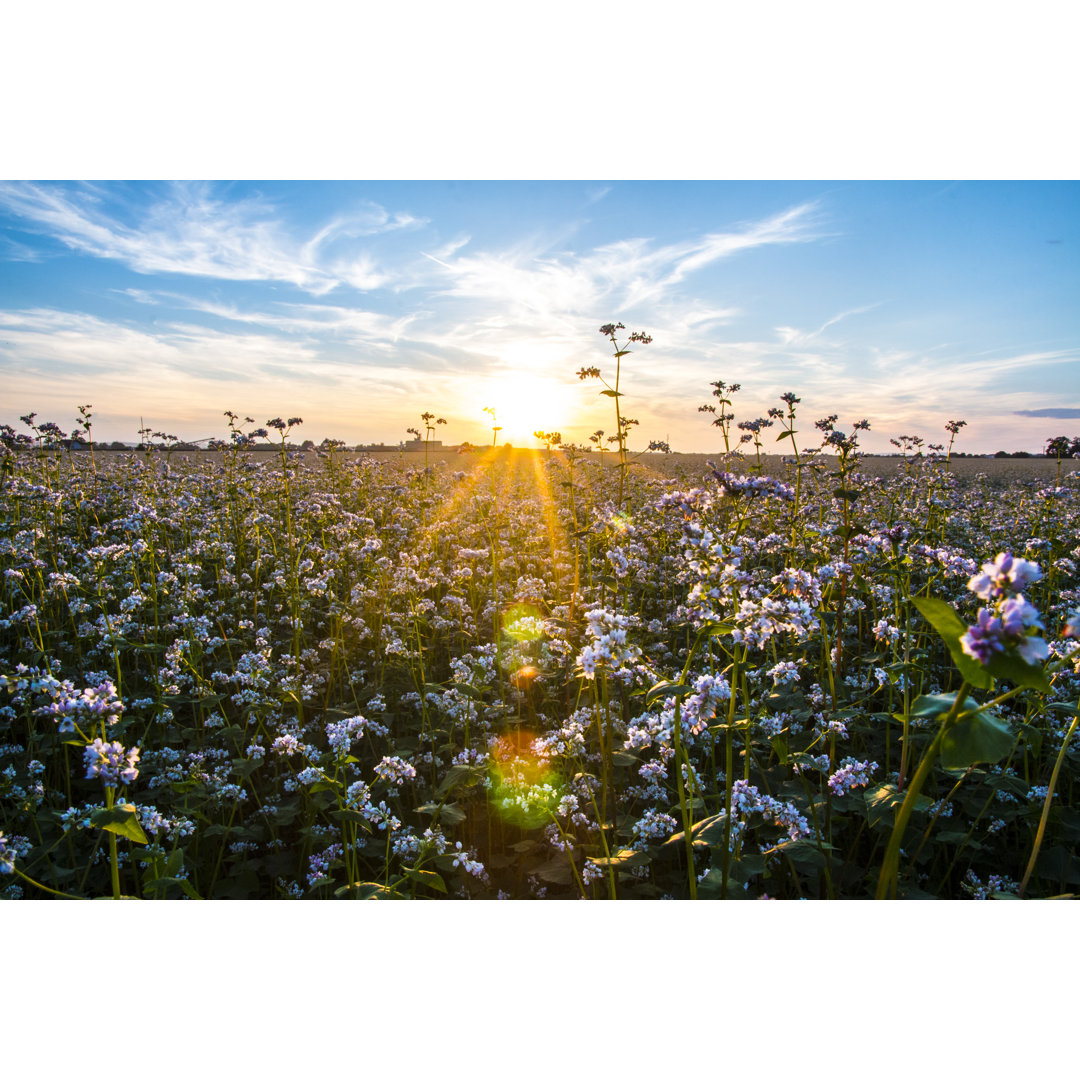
[424,202,821,323]
[775,303,881,347]
[0,181,421,294]
[0,235,45,261]
[144,293,424,348]
[1014,407,1080,418]
[113,288,159,305]
[0,307,321,380]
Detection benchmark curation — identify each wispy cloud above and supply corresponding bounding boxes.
[0,182,422,294]
[1014,407,1080,418]
[112,288,159,305]
[0,235,45,261]
[0,307,320,379]
[776,303,881,347]
[425,202,821,323]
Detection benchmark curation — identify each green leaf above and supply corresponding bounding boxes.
[863,783,933,829]
[832,488,861,501]
[909,596,993,689]
[599,389,623,397]
[403,867,448,893]
[775,429,796,442]
[1046,702,1080,717]
[789,751,829,773]
[143,875,202,900]
[775,839,829,871]
[940,711,1015,770]
[165,846,185,879]
[835,525,866,541]
[90,804,149,845]
[645,680,692,707]
[985,649,1051,693]
[693,814,731,848]
[330,809,374,829]
[910,692,979,719]
[435,763,486,798]
[663,812,729,850]
[728,853,767,883]
[770,734,789,764]
[415,802,467,827]
[588,848,652,868]
[333,881,403,900]
[532,858,575,885]
[1035,845,1080,885]
[448,681,486,701]
[697,870,755,899]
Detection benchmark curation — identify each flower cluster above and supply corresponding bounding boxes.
[83,739,140,787]
[961,870,1019,899]
[631,807,679,849]
[576,607,643,682]
[0,831,15,874]
[325,713,388,757]
[727,779,810,844]
[960,552,1048,666]
[827,757,878,796]
[450,841,486,878]
[373,755,417,786]
[708,469,796,502]
[26,677,125,734]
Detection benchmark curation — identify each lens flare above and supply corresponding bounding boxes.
[488,730,561,829]
[502,602,545,643]
[510,664,540,689]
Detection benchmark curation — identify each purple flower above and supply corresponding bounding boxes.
[1016,636,1049,664]
[961,553,1048,669]
[968,552,1042,601]
[960,608,1006,664]
[0,831,15,875]
[828,758,878,797]
[83,739,140,788]
[999,595,1043,637]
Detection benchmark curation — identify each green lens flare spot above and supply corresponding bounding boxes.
[503,603,545,642]
[488,731,562,830]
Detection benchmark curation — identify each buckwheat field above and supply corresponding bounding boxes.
[3,327,1078,901]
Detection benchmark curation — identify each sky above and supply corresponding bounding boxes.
[1,179,1077,453]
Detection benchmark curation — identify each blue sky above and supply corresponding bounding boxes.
[1,179,1077,453]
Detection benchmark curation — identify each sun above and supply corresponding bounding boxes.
[479,371,578,445]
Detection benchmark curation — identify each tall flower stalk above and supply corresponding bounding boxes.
[578,323,652,512]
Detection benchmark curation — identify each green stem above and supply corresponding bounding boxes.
[876,681,969,899]
[1019,709,1079,897]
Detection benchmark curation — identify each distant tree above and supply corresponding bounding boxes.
[1045,435,1080,459]
[300,439,315,451]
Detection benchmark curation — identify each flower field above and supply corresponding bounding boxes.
[2,353,1079,900]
